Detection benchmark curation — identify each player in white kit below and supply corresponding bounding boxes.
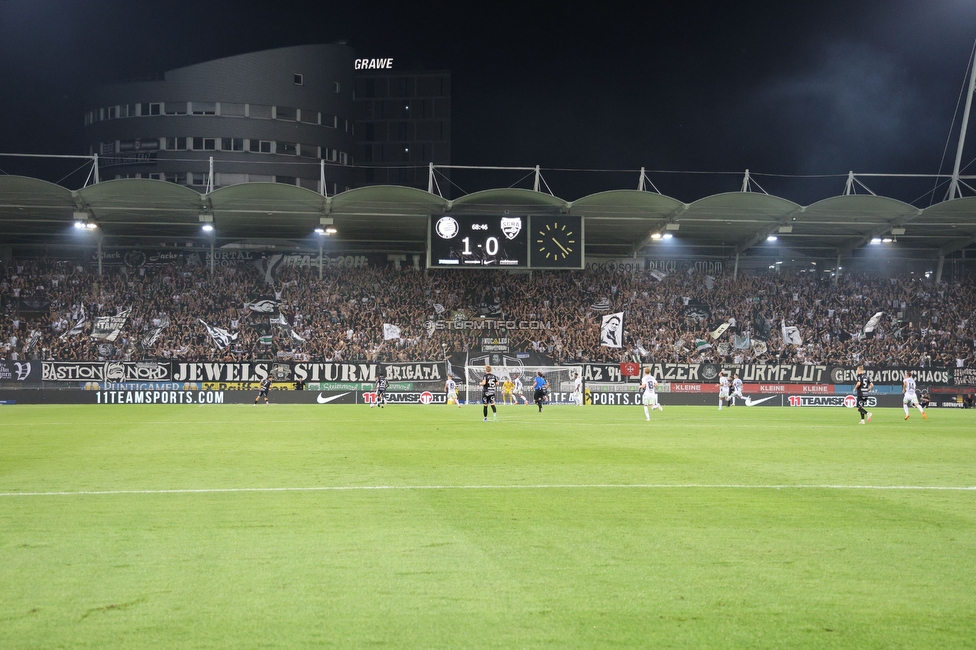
[641,367,663,421]
[512,375,529,405]
[730,373,745,406]
[572,372,583,406]
[445,377,461,407]
[902,371,927,421]
[718,372,730,410]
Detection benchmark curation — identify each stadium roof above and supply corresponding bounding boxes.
[1,175,975,261]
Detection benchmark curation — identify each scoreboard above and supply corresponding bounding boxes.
[427,215,583,269]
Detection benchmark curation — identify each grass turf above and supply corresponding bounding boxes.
[0,403,974,648]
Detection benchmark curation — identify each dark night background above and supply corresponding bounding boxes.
[2,0,976,203]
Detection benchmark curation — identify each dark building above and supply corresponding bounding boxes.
[82,45,450,195]
[353,69,451,192]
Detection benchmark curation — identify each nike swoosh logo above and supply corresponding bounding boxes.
[317,392,350,404]
[745,395,777,406]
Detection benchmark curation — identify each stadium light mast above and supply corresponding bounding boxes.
[949,44,976,200]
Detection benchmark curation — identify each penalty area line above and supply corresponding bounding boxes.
[0,483,974,497]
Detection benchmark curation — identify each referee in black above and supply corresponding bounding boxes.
[854,364,874,424]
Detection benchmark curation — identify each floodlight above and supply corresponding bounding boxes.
[767,235,778,242]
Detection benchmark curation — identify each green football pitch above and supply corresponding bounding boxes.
[1,404,974,649]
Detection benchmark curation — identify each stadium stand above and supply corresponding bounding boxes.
[1,258,973,368]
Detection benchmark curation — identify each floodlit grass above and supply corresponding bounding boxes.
[1,403,974,648]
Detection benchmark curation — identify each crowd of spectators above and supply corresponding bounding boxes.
[1,255,974,369]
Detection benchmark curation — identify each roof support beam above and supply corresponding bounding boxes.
[733,208,802,256]
[837,210,921,256]
[631,205,687,253]
[939,231,976,257]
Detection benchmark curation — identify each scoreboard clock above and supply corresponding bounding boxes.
[427,215,583,269]
[428,215,528,268]
[530,216,583,268]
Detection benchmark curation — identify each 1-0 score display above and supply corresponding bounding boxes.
[427,215,583,269]
[428,215,528,267]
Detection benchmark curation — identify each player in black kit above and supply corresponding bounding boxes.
[254,376,272,405]
[854,364,874,424]
[371,373,388,408]
[480,365,498,422]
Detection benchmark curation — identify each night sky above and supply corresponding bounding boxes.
[2,0,976,203]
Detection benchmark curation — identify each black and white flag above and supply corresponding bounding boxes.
[91,308,131,342]
[24,330,41,355]
[600,312,624,348]
[590,297,611,312]
[859,311,885,340]
[244,297,279,313]
[199,319,238,350]
[383,323,402,340]
[253,254,285,286]
[141,315,170,350]
[63,305,88,338]
[781,320,803,346]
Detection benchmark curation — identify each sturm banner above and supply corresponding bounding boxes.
[12,361,971,388]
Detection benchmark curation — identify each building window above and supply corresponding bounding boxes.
[275,106,296,121]
[190,172,208,186]
[294,73,304,86]
[148,173,162,180]
[278,142,297,156]
[165,137,187,151]
[191,102,216,115]
[141,103,162,116]
[299,109,319,125]
[164,102,187,115]
[275,175,297,185]
[250,139,273,153]
[191,137,216,151]
[340,151,348,165]
[220,102,246,117]
[299,144,319,158]
[221,138,244,152]
[170,172,187,185]
[334,81,340,94]
[249,104,273,119]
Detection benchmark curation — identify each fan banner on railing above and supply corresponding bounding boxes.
[600,312,624,348]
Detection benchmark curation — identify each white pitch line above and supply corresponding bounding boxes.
[0,483,974,497]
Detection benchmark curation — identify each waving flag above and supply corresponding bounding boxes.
[200,319,238,350]
[781,320,803,346]
[859,311,885,340]
[91,308,131,342]
[383,323,402,340]
[710,322,730,339]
